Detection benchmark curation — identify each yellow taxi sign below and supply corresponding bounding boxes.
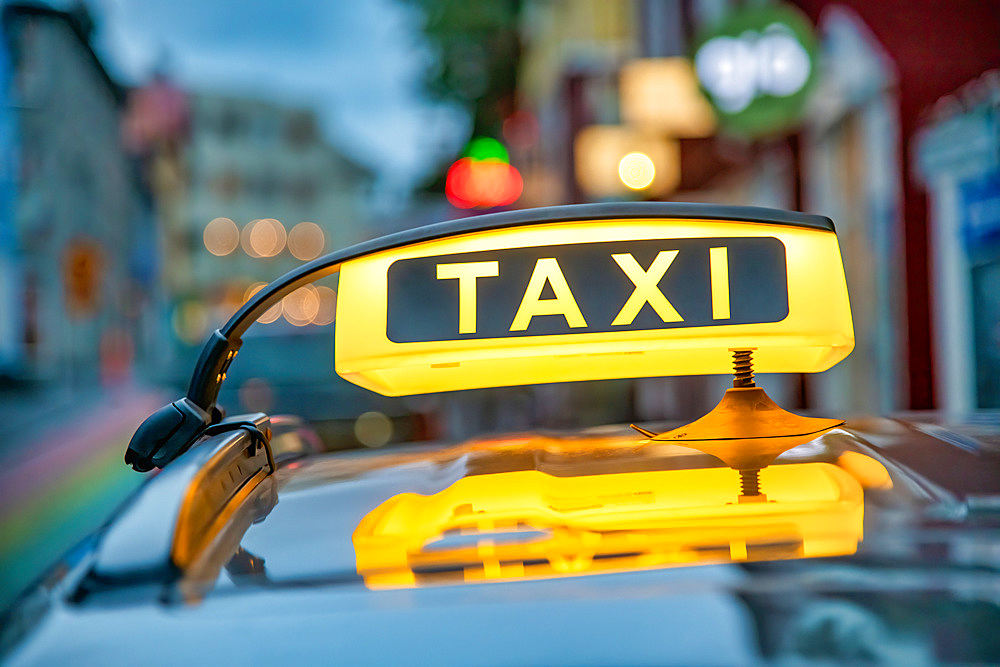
[335,206,853,396]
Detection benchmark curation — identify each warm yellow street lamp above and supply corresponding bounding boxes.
[575,125,680,198]
[618,152,656,190]
[620,57,716,137]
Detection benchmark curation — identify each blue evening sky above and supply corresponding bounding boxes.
[89,0,469,191]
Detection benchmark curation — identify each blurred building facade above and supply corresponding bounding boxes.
[503,0,1000,416]
[0,2,154,386]
[0,3,376,396]
[792,0,1000,411]
[515,0,637,208]
[163,93,372,350]
[917,72,1000,412]
[0,12,20,374]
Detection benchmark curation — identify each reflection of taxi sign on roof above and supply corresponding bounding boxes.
[335,205,852,395]
[354,463,866,588]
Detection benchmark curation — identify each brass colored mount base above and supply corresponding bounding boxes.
[630,349,845,499]
[644,386,843,471]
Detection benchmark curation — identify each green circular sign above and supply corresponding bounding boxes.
[692,3,819,138]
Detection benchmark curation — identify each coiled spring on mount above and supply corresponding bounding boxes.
[739,469,761,497]
[732,349,756,388]
[732,348,762,498]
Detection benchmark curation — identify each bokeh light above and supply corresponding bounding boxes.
[354,411,393,447]
[251,218,287,257]
[241,218,286,258]
[171,300,208,344]
[240,220,261,258]
[313,285,337,326]
[575,126,680,197]
[695,36,760,113]
[244,282,282,323]
[446,158,523,208]
[692,3,817,134]
[287,221,325,261]
[463,136,509,163]
[282,284,320,326]
[502,110,540,148]
[620,58,716,137]
[239,378,274,413]
[618,152,656,189]
[203,217,240,256]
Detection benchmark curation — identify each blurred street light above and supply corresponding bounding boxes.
[241,218,287,258]
[574,126,679,198]
[695,28,811,113]
[620,58,716,137]
[203,217,240,256]
[445,136,523,209]
[313,286,337,326]
[282,285,321,326]
[287,222,325,261]
[618,152,657,190]
[244,282,282,323]
[464,137,509,162]
[446,158,523,208]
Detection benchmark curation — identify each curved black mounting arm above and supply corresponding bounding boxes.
[124,202,834,471]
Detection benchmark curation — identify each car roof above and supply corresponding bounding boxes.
[7,416,1000,664]
[5,419,1000,664]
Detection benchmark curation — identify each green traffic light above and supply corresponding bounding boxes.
[463,137,509,164]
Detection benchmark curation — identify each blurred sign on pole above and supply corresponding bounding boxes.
[62,239,103,318]
[620,58,716,138]
[574,125,679,198]
[962,170,1000,254]
[917,104,999,186]
[122,76,190,154]
[692,3,818,138]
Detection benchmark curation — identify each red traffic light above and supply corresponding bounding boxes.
[445,158,523,209]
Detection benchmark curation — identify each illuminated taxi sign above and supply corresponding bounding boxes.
[386,237,788,341]
[335,213,853,396]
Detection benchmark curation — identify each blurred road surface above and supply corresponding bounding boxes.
[0,385,165,610]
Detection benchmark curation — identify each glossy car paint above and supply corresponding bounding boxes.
[4,415,1000,664]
